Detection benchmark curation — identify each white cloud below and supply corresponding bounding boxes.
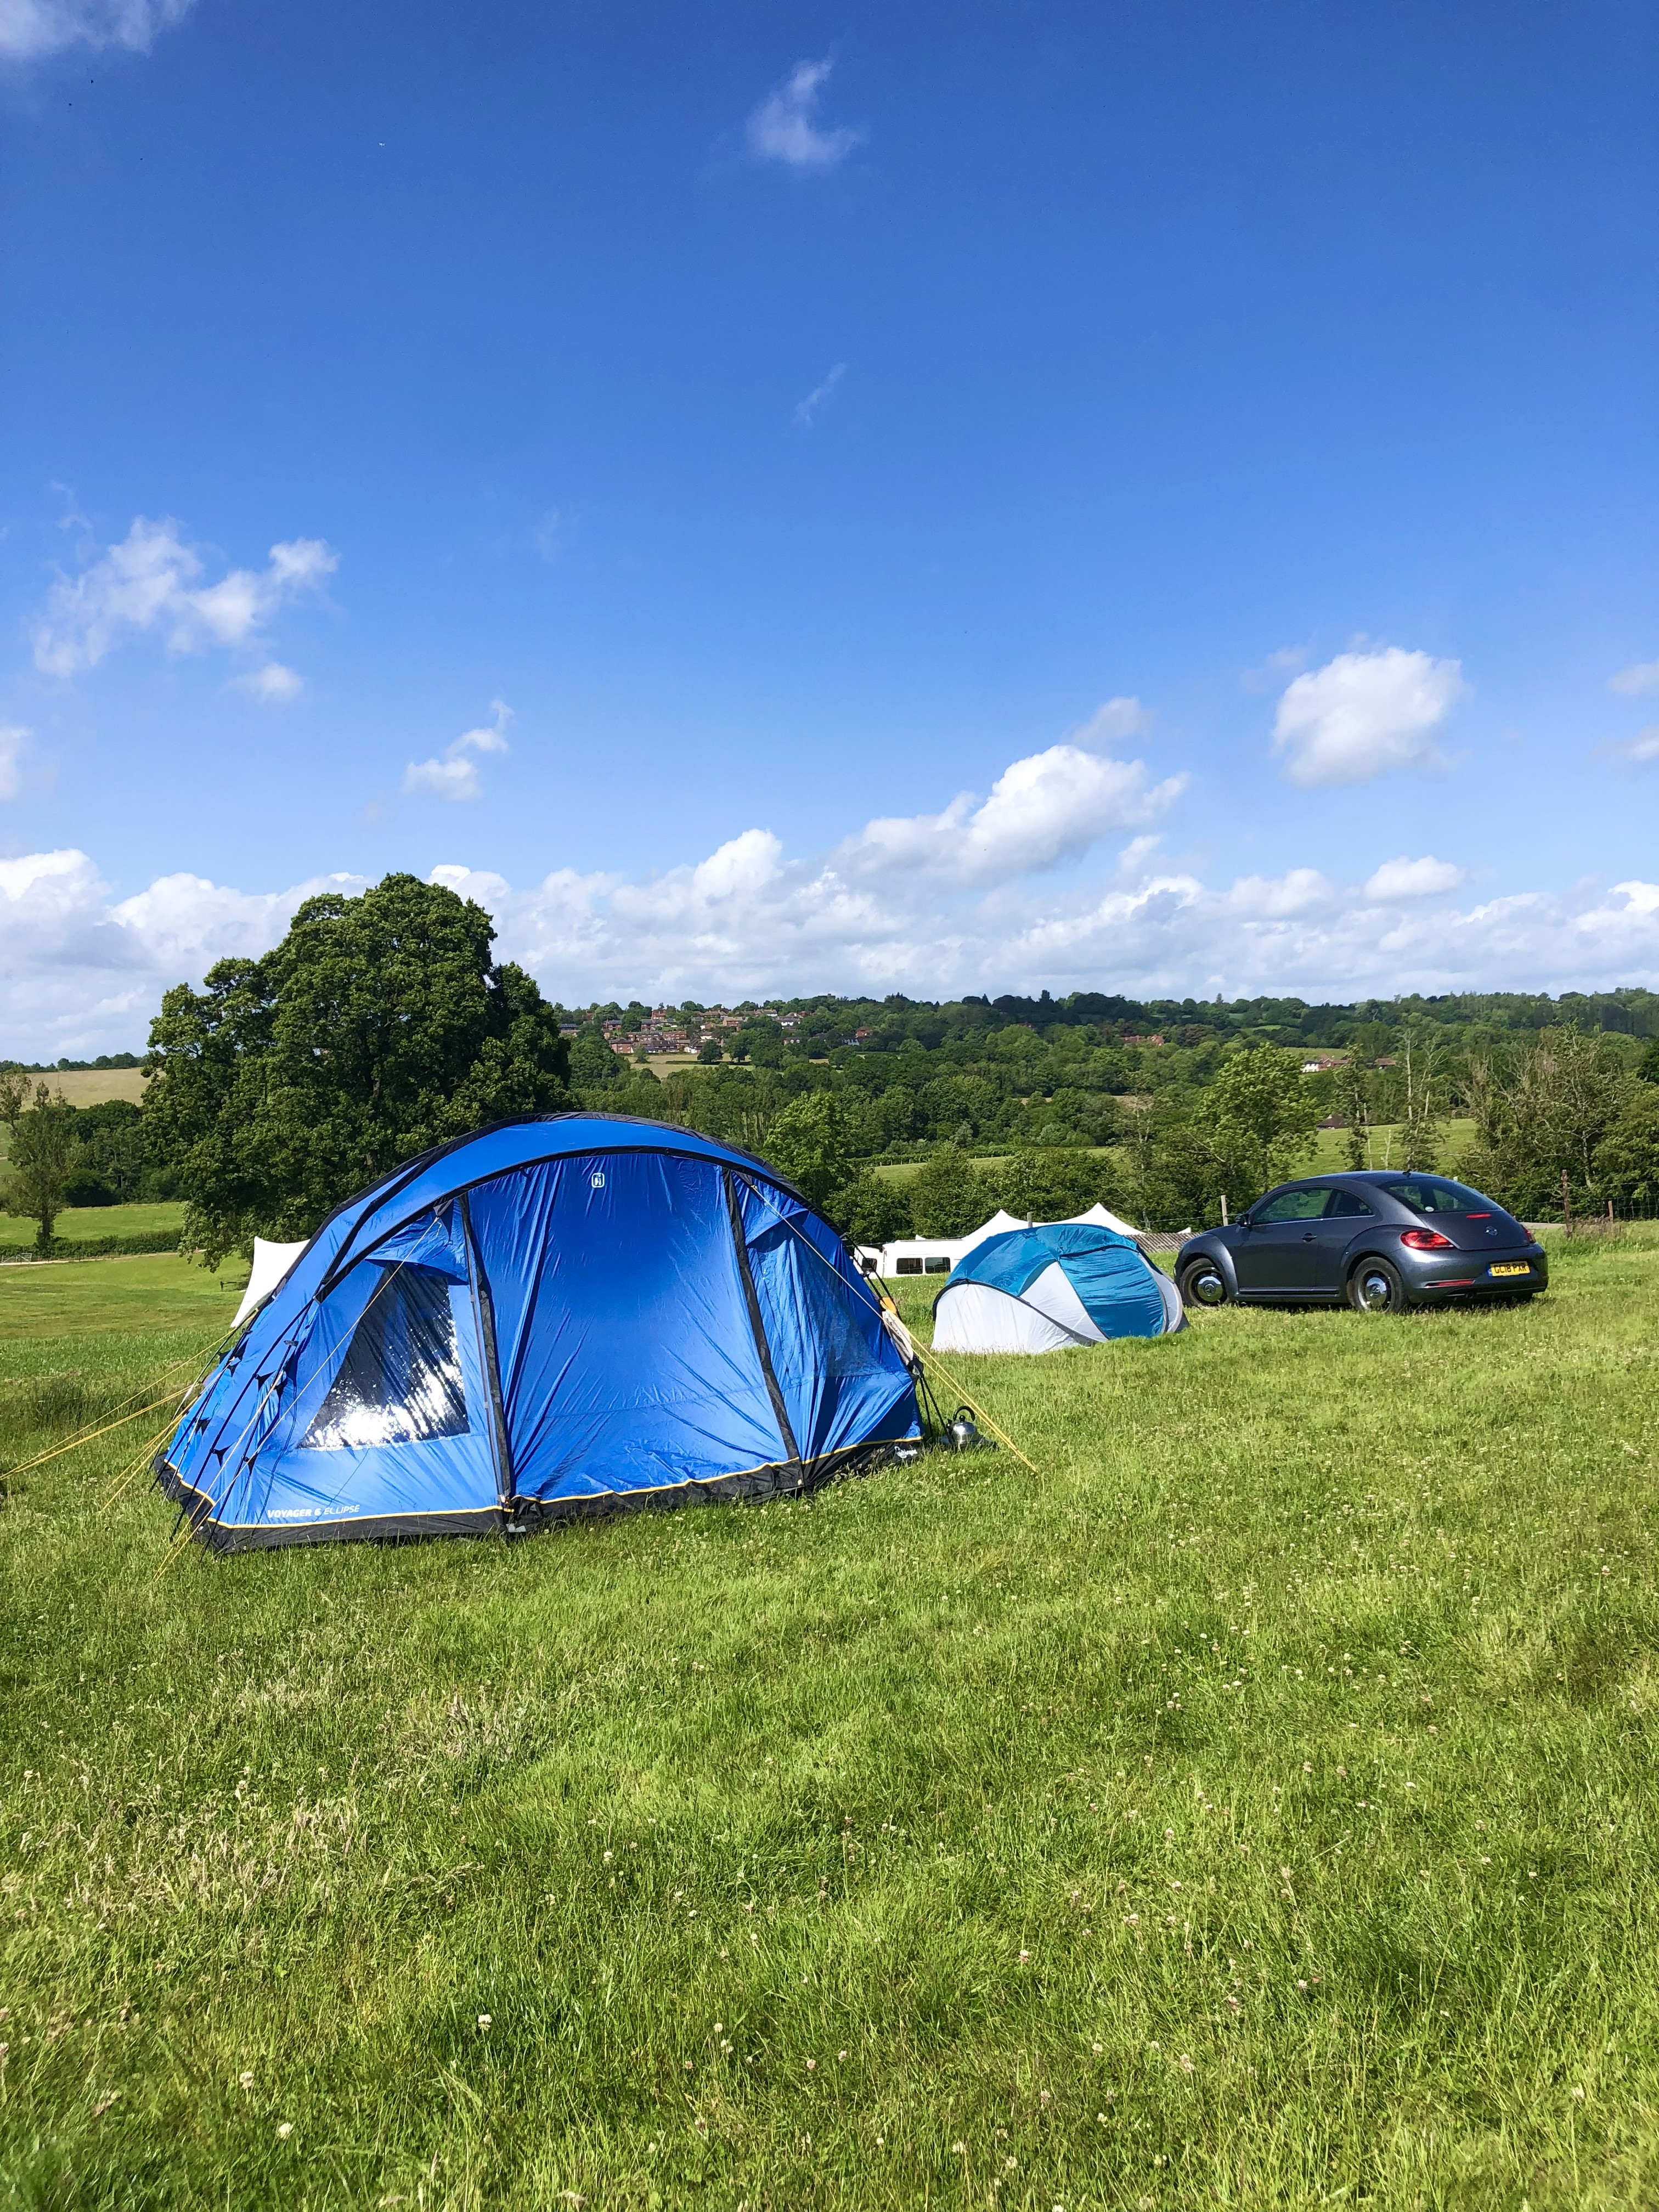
[1068,696,1154,747]
[1609,660,1659,698]
[834,743,1188,887]
[1272,646,1467,789]
[1363,855,1466,900]
[0,0,193,59]
[228,662,304,706]
[0,723,30,799]
[402,699,513,804]
[1226,868,1335,918]
[1598,726,1659,770]
[747,60,865,170]
[33,517,336,678]
[794,363,845,428]
[10,729,1659,1059]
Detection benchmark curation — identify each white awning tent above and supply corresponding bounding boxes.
[232,1236,309,1326]
[855,1201,1144,1280]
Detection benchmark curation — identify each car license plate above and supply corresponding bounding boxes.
[1489,1261,1530,1278]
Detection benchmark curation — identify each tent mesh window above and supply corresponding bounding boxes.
[300,1266,469,1452]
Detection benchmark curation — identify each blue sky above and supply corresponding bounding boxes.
[2,0,1656,1054]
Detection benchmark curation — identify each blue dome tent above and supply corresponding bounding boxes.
[157,1115,921,1552]
[932,1222,1184,1354]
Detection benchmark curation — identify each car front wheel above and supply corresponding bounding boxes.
[1179,1259,1231,1309]
[1347,1256,1406,1313]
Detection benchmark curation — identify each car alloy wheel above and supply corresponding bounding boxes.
[1348,1257,1405,1313]
[1180,1260,1229,1308]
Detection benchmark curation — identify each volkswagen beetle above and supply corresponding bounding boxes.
[1175,1171,1546,1313]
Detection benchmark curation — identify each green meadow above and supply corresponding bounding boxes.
[1,1234,1655,2208]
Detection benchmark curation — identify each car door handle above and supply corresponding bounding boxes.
[1301,1232,1317,1241]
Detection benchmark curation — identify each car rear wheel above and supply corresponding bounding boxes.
[1347,1256,1406,1313]
[1179,1259,1230,1309]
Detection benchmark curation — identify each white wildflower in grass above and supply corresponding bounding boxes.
[238,2070,254,2090]
[952,2140,967,2154]
[805,2058,816,2070]
[276,2122,293,2140]
[1178,2055,1194,2075]
[477,2015,492,2032]
[1018,1949,1030,1962]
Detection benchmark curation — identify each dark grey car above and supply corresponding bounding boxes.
[1175,1171,1547,1314]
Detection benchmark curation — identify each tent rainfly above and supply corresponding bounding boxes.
[932,1222,1184,1354]
[159,1114,921,1551]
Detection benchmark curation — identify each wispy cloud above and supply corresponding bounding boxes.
[747,59,865,170]
[0,0,195,59]
[1068,696,1154,747]
[32,517,336,679]
[793,363,845,428]
[1596,725,1659,771]
[1609,659,1659,699]
[531,507,573,563]
[1271,645,1467,789]
[228,662,304,706]
[0,724,30,800]
[402,699,514,803]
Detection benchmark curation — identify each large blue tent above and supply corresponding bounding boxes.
[157,1115,921,1551]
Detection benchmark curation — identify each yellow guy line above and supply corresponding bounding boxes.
[4,1392,196,1482]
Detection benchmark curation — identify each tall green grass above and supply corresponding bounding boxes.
[0,1238,1655,2208]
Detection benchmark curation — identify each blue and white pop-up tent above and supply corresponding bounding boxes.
[932,1222,1184,1353]
[158,1115,920,1551]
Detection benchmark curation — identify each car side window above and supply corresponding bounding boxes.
[1324,1189,1375,1218]
[1253,1187,1330,1222]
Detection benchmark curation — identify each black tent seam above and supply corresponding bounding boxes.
[723,1167,804,1482]
[459,1190,516,1508]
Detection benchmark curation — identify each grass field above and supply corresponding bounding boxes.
[1,1234,1655,2208]
[0,1201,188,1256]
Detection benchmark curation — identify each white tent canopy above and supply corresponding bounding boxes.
[855,1201,1143,1280]
[233,1236,308,1326]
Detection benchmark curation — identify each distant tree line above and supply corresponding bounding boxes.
[7,876,1657,1255]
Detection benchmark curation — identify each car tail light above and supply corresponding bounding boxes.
[1401,1228,1454,1251]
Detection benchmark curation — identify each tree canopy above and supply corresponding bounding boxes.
[144,874,569,1264]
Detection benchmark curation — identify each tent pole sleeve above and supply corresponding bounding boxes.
[459,1192,516,1509]
[723,1169,803,1479]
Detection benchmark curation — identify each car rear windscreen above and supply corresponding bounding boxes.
[1380,1176,1496,1215]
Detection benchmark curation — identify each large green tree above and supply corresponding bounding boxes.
[0,1077,78,1255]
[144,874,570,1265]
[761,1091,853,1206]
[1463,1027,1628,1217]
[1189,1045,1321,1207]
